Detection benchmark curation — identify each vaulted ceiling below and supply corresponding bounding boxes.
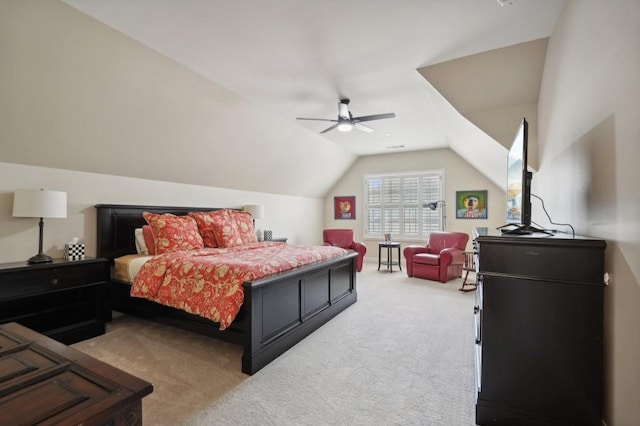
[60,0,564,188]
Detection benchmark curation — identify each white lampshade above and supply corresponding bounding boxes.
[243,204,264,220]
[13,189,67,218]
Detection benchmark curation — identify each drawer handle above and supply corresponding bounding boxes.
[50,278,59,285]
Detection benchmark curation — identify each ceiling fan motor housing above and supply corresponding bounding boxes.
[296,97,394,134]
[338,100,351,119]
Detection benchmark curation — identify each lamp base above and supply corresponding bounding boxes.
[27,253,53,264]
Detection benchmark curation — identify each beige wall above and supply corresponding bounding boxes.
[0,0,356,199]
[0,0,350,263]
[324,148,504,257]
[536,1,640,424]
[0,162,324,263]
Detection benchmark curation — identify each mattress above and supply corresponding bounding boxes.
[113,254,152,283]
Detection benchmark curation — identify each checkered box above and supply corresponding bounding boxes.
[64,243,85,261]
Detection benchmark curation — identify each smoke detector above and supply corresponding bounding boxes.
[497,0,517,6]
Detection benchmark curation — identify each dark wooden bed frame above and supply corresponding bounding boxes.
[95,204,357,375]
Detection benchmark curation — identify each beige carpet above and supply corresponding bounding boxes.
[73,262,477,425]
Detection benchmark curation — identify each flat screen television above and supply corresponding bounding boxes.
[503,118,538,234]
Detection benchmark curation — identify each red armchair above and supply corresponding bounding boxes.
[323,229,367,272]
[403,231,469,283]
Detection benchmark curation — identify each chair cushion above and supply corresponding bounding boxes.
[413,253,440,266]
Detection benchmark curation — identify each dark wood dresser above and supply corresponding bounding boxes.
[0,322,153,425]
[473,227,606,426]
[0,258,108,344]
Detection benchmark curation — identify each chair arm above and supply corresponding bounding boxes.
[350,241,367,255]
[403,245,429,259]
[403,245,428,277]
[439,248,465,265]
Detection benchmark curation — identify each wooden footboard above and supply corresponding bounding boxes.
[242,252,356,374]
[95,204,357,375]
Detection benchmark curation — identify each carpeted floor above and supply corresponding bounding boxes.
[73,262,477,425]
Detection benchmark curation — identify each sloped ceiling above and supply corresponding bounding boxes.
[3,1,562,195]
[419,38,549,175]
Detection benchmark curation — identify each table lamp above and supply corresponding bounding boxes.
[13,189,67,264]
[243,204,264,227]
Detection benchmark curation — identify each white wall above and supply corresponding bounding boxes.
[0,162,324,263]
[324,148,504,257]
[537,1,640,424]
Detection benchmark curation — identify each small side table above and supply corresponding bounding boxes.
[378,242,402,272]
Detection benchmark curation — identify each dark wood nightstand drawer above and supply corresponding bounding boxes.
[0,262,105,300]
[0,258,108,344]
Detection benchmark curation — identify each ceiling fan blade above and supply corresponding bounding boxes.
[354,122,375,133]
[297,117,338,123]
[352,112,396,123]
[319,123,339,134]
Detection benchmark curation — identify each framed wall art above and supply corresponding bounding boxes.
[334,196,356,220]
[456,190,488,219]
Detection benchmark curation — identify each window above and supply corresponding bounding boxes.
[364,170,444,240]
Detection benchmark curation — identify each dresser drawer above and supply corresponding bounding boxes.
[0,262,105,300]
[477,240,605,284]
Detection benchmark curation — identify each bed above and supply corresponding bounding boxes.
[95,204,357,375]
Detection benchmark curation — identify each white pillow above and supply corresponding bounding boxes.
[134,228,149,255]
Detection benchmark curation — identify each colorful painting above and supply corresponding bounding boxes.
[334,196,356,220]
[456,190,488,219]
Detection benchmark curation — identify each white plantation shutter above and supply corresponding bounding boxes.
[364,171,443,240]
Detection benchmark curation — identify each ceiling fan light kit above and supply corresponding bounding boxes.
[297,98,395,134]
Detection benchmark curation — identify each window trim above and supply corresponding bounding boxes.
[363,169,445,241]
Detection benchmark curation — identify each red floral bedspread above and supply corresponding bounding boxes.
[130,242,349,330]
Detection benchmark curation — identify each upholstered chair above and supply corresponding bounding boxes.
[403,231,469,283]
[322,229,367,272]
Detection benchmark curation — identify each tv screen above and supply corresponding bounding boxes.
[505,118,531,227]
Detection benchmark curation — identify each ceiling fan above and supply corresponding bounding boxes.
[297,98,395,134]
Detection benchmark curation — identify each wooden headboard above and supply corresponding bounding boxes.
[95,204,225,261]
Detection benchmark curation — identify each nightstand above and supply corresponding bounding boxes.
[0,258,108,344]
[270,237,288,243]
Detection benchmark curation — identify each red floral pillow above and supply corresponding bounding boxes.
[230,210,258,244]
[142,225,156,255]
[189,210,244,248]
[189,211,224,248]
[142,212,204,254]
